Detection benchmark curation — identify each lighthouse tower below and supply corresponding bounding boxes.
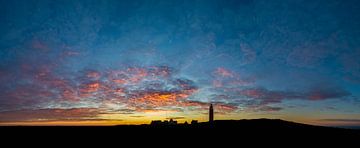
[209,103,214,123]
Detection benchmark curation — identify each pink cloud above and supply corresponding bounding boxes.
[214,67,234,77]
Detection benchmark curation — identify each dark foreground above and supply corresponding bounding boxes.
[1,119,359,143]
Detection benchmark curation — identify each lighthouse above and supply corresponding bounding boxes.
[209,103,214,123]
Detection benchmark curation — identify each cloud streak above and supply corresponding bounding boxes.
[0,108,101,122]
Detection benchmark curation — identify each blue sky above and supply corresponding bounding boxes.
[0,0,360,126]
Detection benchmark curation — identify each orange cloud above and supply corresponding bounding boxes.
[2,64,241,122]
[128,92,189,109]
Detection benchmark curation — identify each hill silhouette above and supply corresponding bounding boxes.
[124,119,359,134]
[1,118,359,142]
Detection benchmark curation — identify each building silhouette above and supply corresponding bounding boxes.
[149,104,214,126]
[191,120,198,124]
[150,120,162,126]
[209,103,214,123]
[168,119,177,125]
[150,119,177,126]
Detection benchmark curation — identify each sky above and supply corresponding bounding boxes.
[0,0,360,126]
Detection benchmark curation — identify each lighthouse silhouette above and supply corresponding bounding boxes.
[209,103,214,123]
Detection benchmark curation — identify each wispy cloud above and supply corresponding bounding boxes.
[320,119,360,123]
[0,108,102,122]
[166,117,185,120]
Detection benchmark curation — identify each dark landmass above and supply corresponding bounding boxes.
[1,119,359,142]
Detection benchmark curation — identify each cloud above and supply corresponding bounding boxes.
[213,103,238,113]
[0,108,101,122]
[307,86,350,101]
[62,50,81,57]
[130,115,144,118]
[258,106,283,112]
[166,117,185,120]
[100,66,200,112]
[126,90,195,111]
[207,84,350,112]
[239,86,350,105]
[214,67,234,78]
[320,119,360,122]
[0,65,205,114]
[211,67,254,88]
[204,67,350,112]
